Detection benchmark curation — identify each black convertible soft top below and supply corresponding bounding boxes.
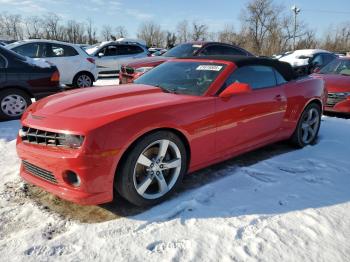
[181,55,296,81]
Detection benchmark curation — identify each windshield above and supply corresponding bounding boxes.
[85,44,101,55]
[319,59,350,75]
[163,43,202,58]
[134,61,226,96]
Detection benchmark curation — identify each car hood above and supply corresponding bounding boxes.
[124,56,173,68]
[312,73,350,92]
[23,84,197,133]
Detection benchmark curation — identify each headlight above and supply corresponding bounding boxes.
[135,67,153,73]
[62,134,84,149]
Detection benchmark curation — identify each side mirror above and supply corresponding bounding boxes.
[313,67,321,73]
[97,52,104,58]
[219,82,252,98]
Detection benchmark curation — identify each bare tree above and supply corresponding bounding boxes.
[176,20,190,43]
[24,16,43,39]
[43,13,62,40]
[115,26,128,39]
[65,20,86,43]
[86,18,98,44]
[241,0,281,54]
[322,23,350,51]
[0,13,23,40]
[101,25,112,41]
[218,25,237,44]
[191,22,208,41]
[137,21,165,47]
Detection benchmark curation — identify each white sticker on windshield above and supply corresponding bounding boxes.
[192,44,202,48]
[196,65,223,71]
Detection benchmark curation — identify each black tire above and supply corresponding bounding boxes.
[116,131,188,207]
[0,89,32,121]
[290,103,321,148]
[72,73,93,88]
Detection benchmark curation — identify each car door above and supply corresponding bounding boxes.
[0,53,7,85]
[215,65,287,157]
[43,43,80,84]
[95,45,119,74]
[113,44,144,71]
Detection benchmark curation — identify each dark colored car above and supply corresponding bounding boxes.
[0,46,61,120]
[119,42,253,84]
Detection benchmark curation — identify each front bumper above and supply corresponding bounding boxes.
[325,95,350,114]
[16,139,117,205]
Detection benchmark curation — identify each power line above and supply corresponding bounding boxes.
[302,9,350,15]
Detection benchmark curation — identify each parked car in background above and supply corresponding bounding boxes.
[148,47,167,56]
[278,49,337,76]
[16,56,325,206]
[312,57,350,114]
[151,49,167,56]
[0,46,61,120]
[85,41,149,76]
[119,42,254,84]
[7,40,98,88]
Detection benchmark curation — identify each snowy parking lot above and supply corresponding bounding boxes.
[0,83,349,261]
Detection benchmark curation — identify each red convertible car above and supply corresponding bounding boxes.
[16,56,326,206]
[312,57,350,114]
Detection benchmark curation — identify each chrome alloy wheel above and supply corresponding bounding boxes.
[133,139,182,200]
[1,94,28,117]
[301,107,320,144]
[77,74,92,87]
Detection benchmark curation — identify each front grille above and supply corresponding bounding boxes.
[21,126,66,147]
[22,160,57,184]
[326,93,348,107]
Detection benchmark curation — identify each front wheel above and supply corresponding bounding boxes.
[290,103,321,147]
[116,131,187,206]
[0,89,32,121]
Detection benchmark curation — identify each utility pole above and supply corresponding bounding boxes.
[291,5,301,50]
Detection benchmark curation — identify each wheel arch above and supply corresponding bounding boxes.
[74,71,96,82]
[0,86,34,98]
[113,127,191,185]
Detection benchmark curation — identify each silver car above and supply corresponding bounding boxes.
[85,41,149,76]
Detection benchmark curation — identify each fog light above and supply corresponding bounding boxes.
[63,171,81,187]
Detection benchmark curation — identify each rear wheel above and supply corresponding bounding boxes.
[0,89,32,121]
[291,103,321,147]
[116,131,187,206]
[73,73,93,88]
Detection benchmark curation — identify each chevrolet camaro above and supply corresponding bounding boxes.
[16,56,326,206]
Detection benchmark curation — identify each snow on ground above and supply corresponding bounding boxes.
[95,77,119,86]
[0,114,350,261]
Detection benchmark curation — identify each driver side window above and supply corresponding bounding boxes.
[102,45,118,56]
[311,54,323,67]
[223,65,277,91]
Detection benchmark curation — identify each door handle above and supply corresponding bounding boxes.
[274,94,283,101]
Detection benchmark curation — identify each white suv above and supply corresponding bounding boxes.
[7,40,98,88]
[85,41,149,76]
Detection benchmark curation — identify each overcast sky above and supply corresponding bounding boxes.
[0,0,349,37]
